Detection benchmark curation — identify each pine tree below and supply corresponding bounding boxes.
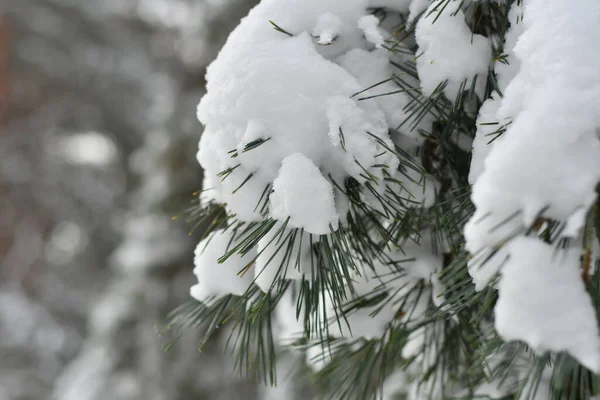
[169,0,600,398]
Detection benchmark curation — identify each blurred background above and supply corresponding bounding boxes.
[0,0,292,399]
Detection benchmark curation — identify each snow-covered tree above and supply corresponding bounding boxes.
[175,0,600,398]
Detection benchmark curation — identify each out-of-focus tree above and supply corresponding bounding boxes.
[0,1,263,399]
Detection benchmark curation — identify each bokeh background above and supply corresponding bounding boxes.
[0,1,298,399]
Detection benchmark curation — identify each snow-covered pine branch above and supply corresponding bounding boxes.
[466,0,600,374]
[175,0,600,398]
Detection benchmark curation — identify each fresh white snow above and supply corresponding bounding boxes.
[415,1,491,101]
[466,0,600,368]
[495,237,600,373]
[190,230,256,300]
[312,12,344,45]
[358,15,385,48]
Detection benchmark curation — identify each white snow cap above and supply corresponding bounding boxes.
[312,13,344,45]
[358,15,385,48]
[336,48,433,138]
[415,0,491,101]
[407,0,432,25]
[495,237,600,373]
[468,94,506,185]
[270,153,339,235]
[465,0,600,255]
[190,230,255,300]
[197,0,402,230]
[465,0,600,370]
[469,0,525,185]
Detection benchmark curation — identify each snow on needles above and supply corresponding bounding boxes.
[270,153,338,234]
[467,0,600,250]
[197,0,400,231]
[191,230,255,300]
[192,0,446,314]
[466,0,600,370]
[312,13,343,45]
[358,15,384,48]
[495,238,600,373]
[469,0,525,185]
[415,0,491,101]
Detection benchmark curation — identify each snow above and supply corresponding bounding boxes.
[306,343,334,372]
[336,48,433,137]
[407,0,431,25]
[197,0,402,228]
[469,1,525,184]
[312,13,343,45]
[394,236,442,282]
[521,367,552,400]
[494,1,526,94]
[190,230,256,300]
[562,207,588,238]
[467,246,508,291]
[468,94,507,185]
[403,320,446,399]
[466,4,600,361]
[379,371,409,400]
[472,343,519,399]
[324,95,394,178]
[330,271,398,339]
[466,0,600,256]
[415,1,491,101]
[495,237,600,373]
[196,0,443,239]
[358,15,384,48]
[270,153,339,235]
